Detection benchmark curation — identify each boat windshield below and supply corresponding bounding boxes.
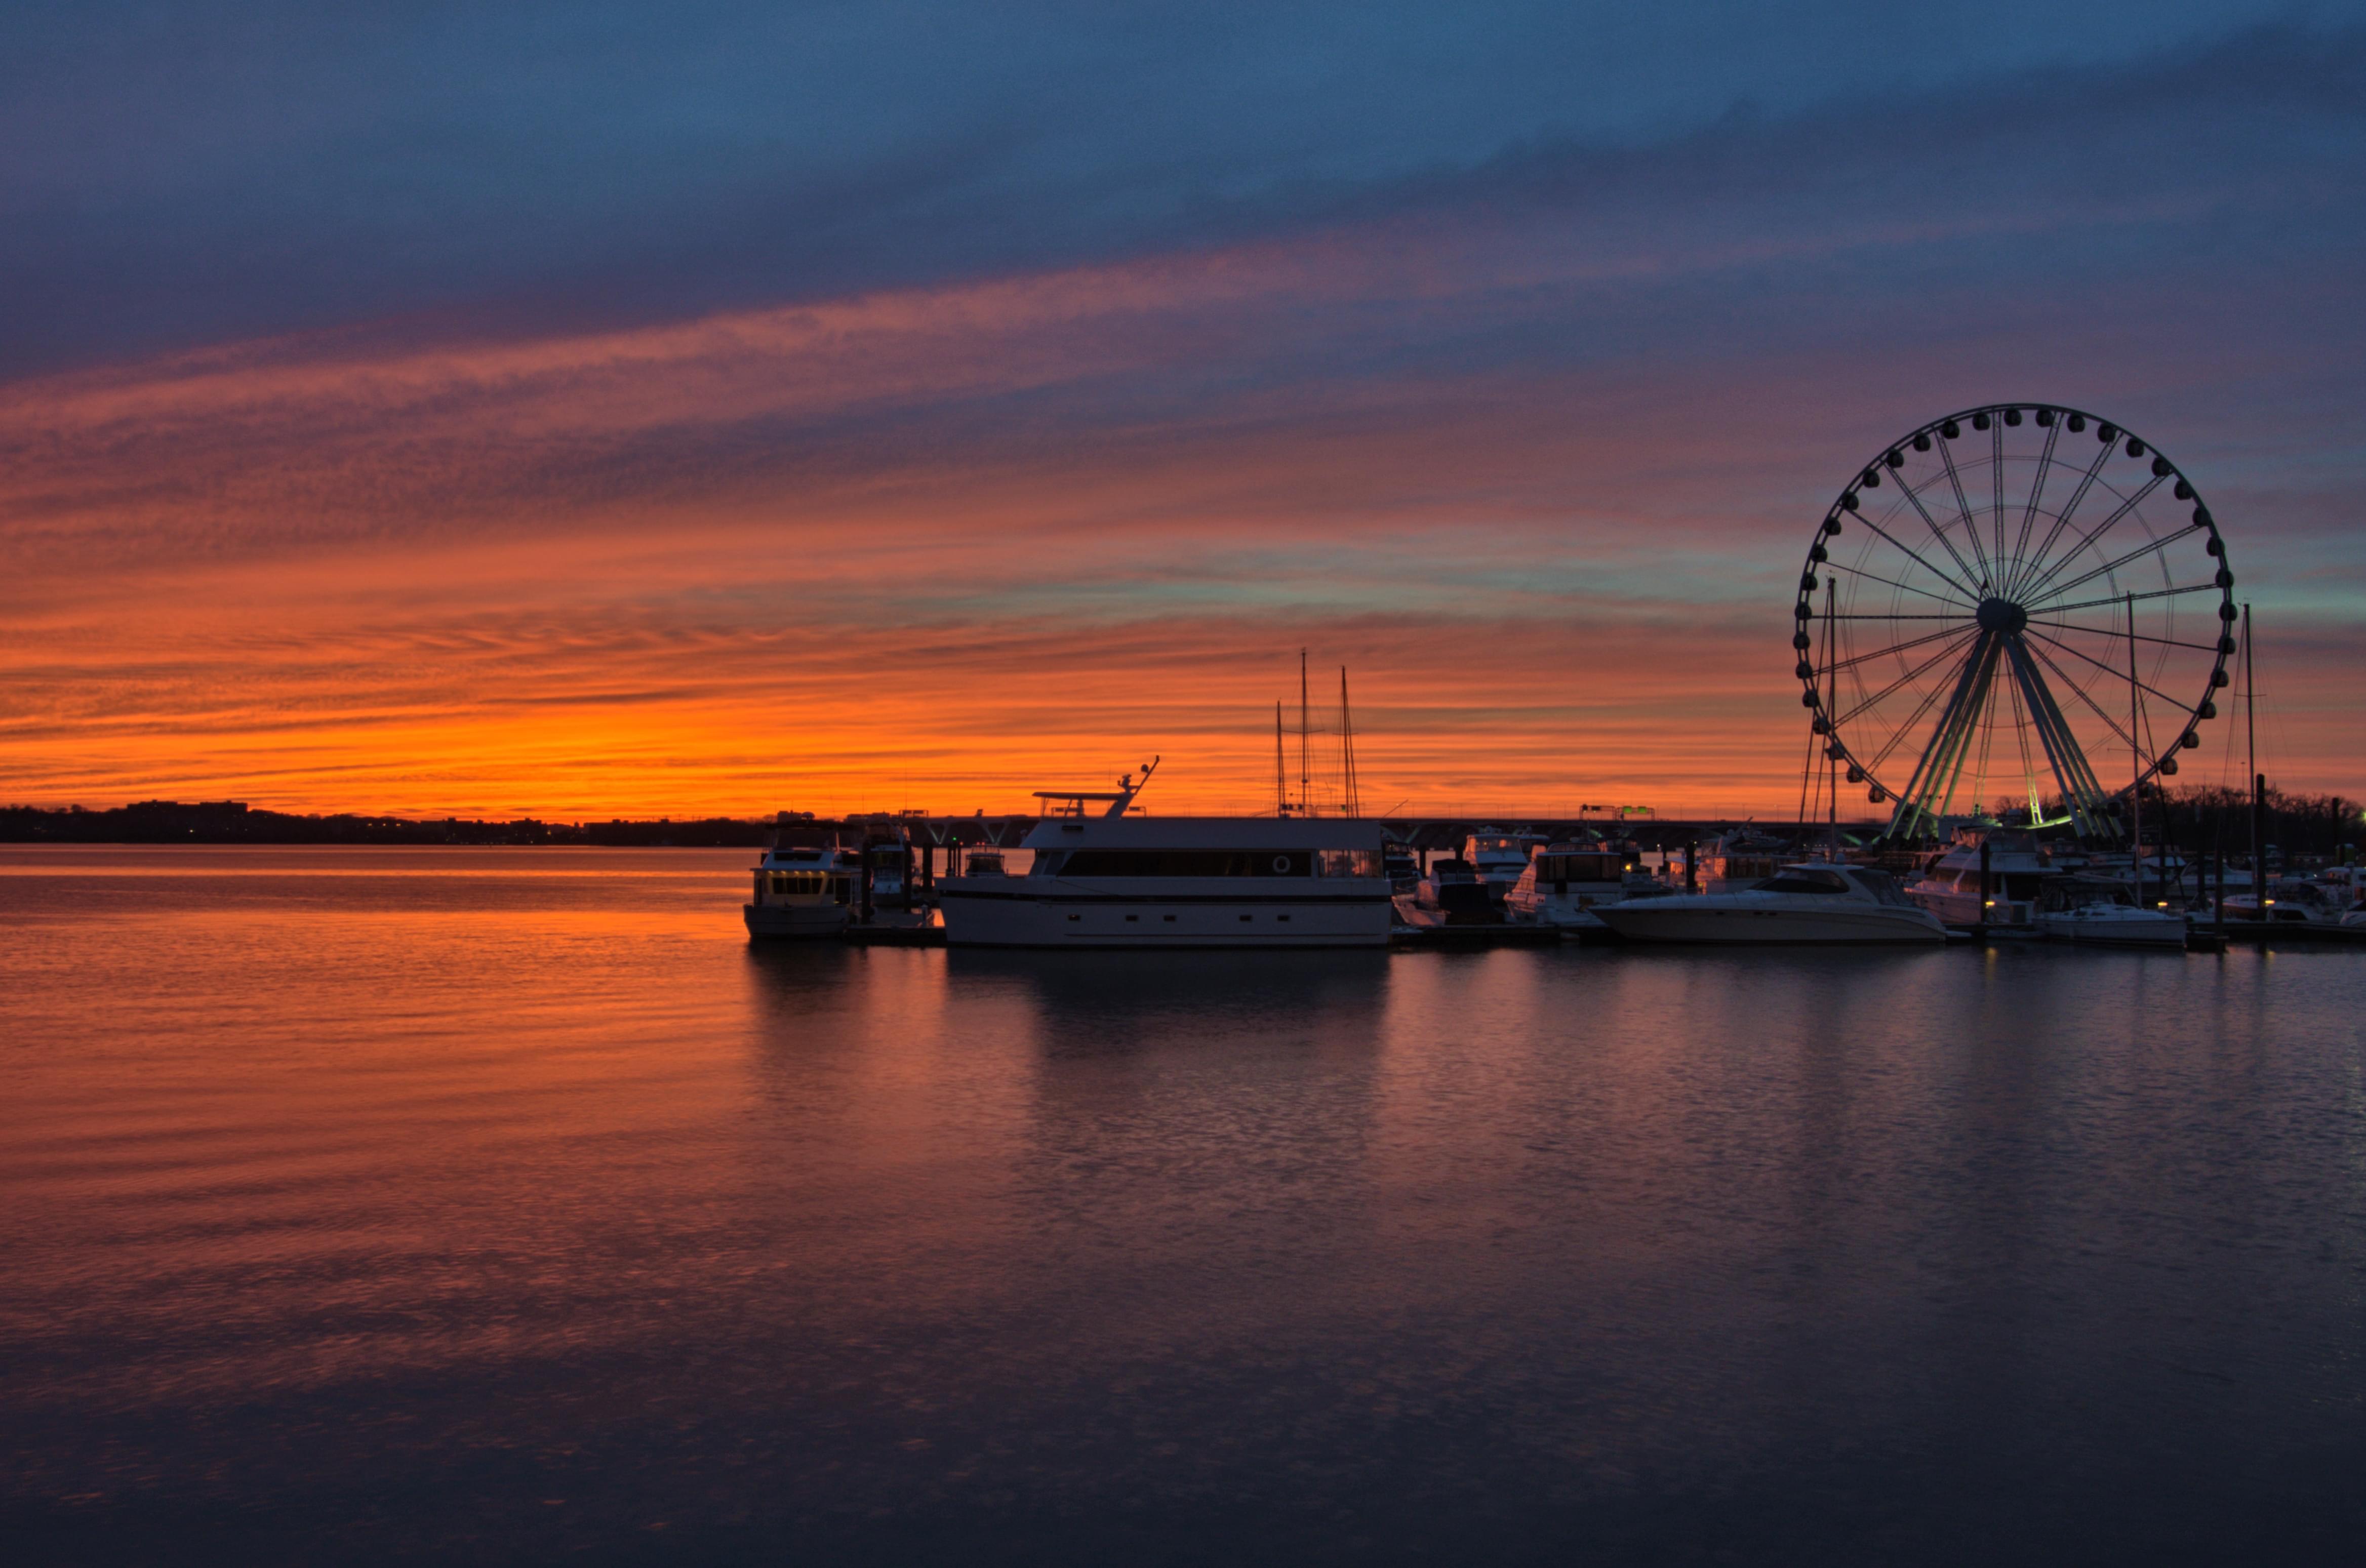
[1851,868,1917,907]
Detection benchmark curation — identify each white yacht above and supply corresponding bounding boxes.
[2034,880,2188,948]
[1507,842,1666,933]
[743,845,860,938]
[1462,830,1535,906]
[1592,862,1946,945]
[1906,828,2057,929]
[935,761,1393,948]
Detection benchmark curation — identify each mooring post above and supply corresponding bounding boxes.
[1685,837,1698,893]
[1979,836,1992,934]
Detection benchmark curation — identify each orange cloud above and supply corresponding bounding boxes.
[3,199,2357,819]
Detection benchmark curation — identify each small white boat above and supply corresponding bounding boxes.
[1591,862,1946,946]
[2034,887,2188,948]
[743,845,860,938]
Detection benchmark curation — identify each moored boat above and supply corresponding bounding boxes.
[2221,878,2366,940]
[744,844,859,938]
[1591,862,1946,945]
[2033,880,2187,948]
[936,761,1393,948]
[1463,830,1535,907]
[1906,827,2057,929]
[1507,842,1666,933]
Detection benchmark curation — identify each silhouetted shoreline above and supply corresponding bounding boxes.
[0,800,772,847]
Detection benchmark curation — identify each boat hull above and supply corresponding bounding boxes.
[2034,912,2188,948]
[939,880,1392,948]
[743,902,852,939]
[1592,902,1944,945]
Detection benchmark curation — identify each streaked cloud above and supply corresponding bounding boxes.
[1,10,2359,815]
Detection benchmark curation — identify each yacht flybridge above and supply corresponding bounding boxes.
[936,760,1392,948]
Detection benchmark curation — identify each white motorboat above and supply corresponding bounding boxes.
[936,760,1393,948]
[1507,842,1666,932]
[743,844,860,938]
[1906,827,2058,929]
[2033,883,2188,948]
[1591,862,1946,945]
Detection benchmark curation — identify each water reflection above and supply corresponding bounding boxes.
[4,849,2364,1564]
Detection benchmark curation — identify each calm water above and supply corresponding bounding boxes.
[4,846,2363,1564]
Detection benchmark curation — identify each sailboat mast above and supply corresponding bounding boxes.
[2128,592,2142,904]
[1275,701,1287,817]
[1338,666,1360,819]
[1299,648,1310,818]
[1824,582,1837,851]
[2244,602,2259,875]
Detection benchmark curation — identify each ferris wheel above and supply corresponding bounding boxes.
[1794,404,2235,841]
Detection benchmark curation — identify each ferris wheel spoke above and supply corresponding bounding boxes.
[1823,559,1976,611]
[2015,475,2170,602]
[2041,581,2221,617]
[1990,420,2009,583]
[1852,505,1984,602]
[2021,617,2221,655]
[1863,640,1979,773]
[1831,627,1980,728]
[2008,436,2116,600]
[1890,456,1986,592]
[1934,434,1996,590]
[2020,626,2194,719]
[2026,525,2184,609]
[1825,622,1972,676]
[2008,417,2063,593]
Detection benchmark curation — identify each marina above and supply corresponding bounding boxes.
[725,404,2359,960]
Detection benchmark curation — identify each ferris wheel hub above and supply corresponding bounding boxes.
[1974,596,2028,635]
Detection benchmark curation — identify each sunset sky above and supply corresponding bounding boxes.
[4,2,2361,819]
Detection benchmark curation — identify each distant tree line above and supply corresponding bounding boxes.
[0,800,775,847]
[2144,783,2361,860]
[2014,782,2360,860]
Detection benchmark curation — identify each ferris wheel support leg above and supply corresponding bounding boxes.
[2002,634,2117,841]
[1883,630,1998,841]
